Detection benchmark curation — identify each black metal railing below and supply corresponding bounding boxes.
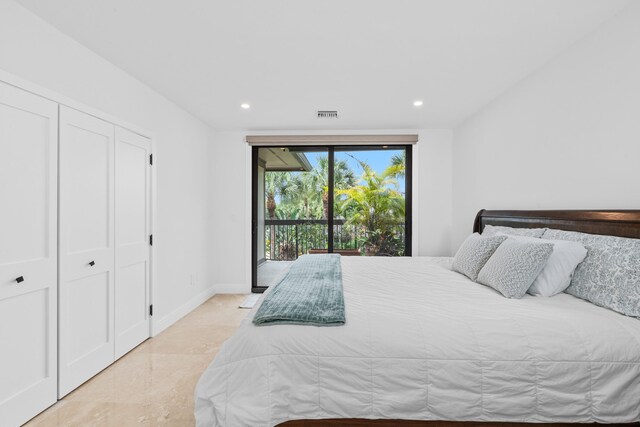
[264,219,405,260]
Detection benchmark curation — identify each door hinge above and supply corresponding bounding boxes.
[149,154,153,165]
[149,304,153,316]
[149,234,153,246]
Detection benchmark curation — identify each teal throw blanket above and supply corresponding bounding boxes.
[253,254,345,326]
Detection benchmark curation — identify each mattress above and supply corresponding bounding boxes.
[195,256,640,426]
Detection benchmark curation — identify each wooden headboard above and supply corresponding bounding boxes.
[473,209,640,239]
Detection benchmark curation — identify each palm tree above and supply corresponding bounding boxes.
[265,172,289,219]
[265,172,297,258]
[291,172,323,219]
[337,160,405,256]
[390,151,406,179]
[312,156,356,219]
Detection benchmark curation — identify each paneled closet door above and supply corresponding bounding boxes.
[58,106,115,398]
[0,83,58,427]
[114,127,151,359]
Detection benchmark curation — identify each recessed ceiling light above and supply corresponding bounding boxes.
[413,100,423,107]
[240,103,251,109]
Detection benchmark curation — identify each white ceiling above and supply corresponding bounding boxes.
[16,0,630,131]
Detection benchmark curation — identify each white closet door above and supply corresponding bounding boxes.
[0,82,58,426]
[58,106,115,397]
[114,127,151,359]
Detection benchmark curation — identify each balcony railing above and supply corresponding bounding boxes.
[264,219,405,260]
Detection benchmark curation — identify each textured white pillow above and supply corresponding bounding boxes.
[477,239,554,298]
[497,233,588,297]
[452,233,508,281]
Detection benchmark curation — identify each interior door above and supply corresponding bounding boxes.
[114,127,151,359]
[0,82,58,426]
[58,106,115,397]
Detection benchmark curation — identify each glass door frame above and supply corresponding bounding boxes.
[252,144,412,292]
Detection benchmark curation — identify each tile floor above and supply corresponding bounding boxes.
[25,294,248,427]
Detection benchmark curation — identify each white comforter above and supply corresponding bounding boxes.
[195,257,640,426]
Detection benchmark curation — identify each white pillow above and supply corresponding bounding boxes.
[497,233,588,297]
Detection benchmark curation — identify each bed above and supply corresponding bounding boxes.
[195,210,640,426]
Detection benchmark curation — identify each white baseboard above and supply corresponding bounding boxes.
[151,286,217,336]
[214,283,251,294]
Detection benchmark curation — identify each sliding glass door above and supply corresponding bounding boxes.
[252,145,411,292]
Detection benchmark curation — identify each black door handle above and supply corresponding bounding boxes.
[89,261,96,267]
[16,276,24,283]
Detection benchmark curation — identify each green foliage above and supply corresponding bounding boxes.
[265,172,296,219]
[336,159,405,256]
[390,151,406,178]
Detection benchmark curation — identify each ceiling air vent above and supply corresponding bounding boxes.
[317,110,339,119]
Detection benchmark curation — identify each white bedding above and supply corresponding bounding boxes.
[195,256,640,426]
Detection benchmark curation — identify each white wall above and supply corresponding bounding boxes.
[0,1,216,331]
[416,130,453,257]
[210,129,453,294]
[209,131,249,293]
[452,2,640,250]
